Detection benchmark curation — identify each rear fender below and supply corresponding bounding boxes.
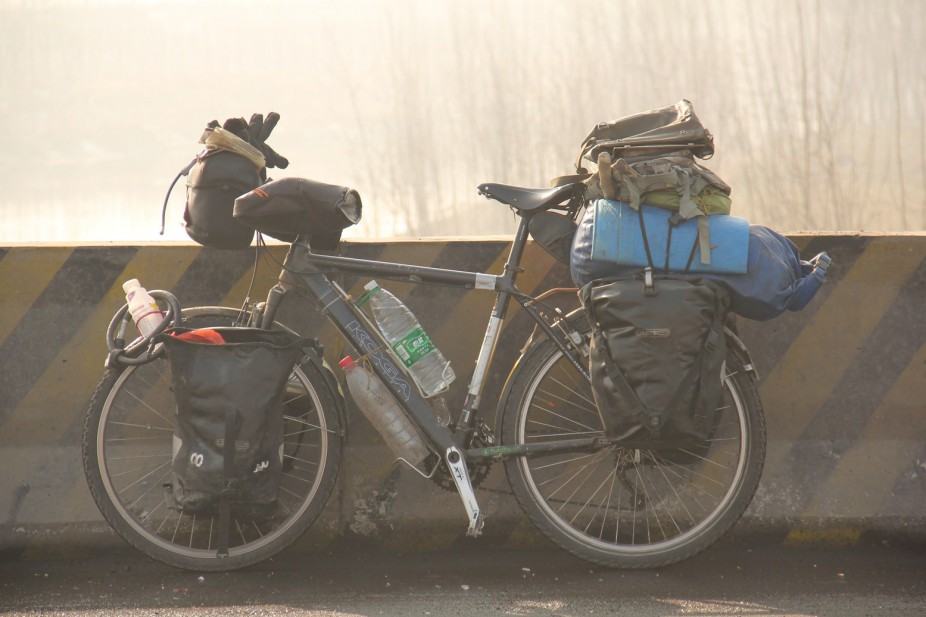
[494,308,589,437]
[723,326,759,381]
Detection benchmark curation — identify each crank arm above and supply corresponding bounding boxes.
[446,446,484,537]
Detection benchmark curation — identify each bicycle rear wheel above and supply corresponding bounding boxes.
[500,329,765,569]
[82,307,342,571]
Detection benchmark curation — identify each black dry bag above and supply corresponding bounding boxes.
[161,328,305,518]
[163,113,289,250]
[578,273,730,447]
[183,149,262,249]
[233,176,362,251]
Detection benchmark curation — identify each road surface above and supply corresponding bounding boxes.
[2,531,924,616]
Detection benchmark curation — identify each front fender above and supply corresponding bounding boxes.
[299,340,349,439]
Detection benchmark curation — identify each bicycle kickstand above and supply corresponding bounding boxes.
[445,446,485,537]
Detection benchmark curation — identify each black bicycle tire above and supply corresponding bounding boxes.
[500,330,766,569]
[82,307,343,571]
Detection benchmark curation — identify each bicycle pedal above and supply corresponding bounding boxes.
[467,511,485,538]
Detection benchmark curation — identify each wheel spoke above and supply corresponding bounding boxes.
[503,332,764,567]
[84,310,341,570]
[125,467,173,511]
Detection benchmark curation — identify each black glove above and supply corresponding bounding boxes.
[245,112,289,169]
[221,117,250,142]
[197,119,220,144]
[198,114,289,170]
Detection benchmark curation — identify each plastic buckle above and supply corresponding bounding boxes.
[811,252,832,282]
[643,267,657,297]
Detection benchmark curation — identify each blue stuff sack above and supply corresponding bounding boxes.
[710,226,830,321]
[588,199,749,274]
[572,205,832,321]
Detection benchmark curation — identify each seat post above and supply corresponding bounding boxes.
[495,213,532,318]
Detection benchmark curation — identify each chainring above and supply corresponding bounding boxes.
[430,423,494,493]
[431,457,493,493]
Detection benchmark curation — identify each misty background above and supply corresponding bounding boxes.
[1,0,924,243]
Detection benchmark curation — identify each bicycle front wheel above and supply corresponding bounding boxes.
[500,332,765,569]
[82,307,342,571]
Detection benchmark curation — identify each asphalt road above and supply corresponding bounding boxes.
[1,531,924,616]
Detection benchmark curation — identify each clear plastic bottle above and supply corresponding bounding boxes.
[359,280,455,397]
[339,356,430,465]
[123,279,165,338]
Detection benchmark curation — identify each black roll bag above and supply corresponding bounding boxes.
[579,273,730,447]
[161,328,306,519]
[184,148,262,249]
[234,176,362,251]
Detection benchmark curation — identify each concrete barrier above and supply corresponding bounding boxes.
[2,235,925,556]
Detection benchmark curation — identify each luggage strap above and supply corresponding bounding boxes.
[637,207,699,280]
[216,409,240,558]
[614,159,712,267]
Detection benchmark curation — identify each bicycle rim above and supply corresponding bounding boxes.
[509,343,760,563]
[88,323,338,566]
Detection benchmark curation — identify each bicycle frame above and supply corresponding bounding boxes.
[86,185,767,568]
[254,214,601,535]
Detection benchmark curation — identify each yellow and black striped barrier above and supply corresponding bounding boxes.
[1,235,924,555]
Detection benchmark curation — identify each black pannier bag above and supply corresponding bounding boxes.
[578,273,730,447]
[161,328,306,521]
[233,176,362,251]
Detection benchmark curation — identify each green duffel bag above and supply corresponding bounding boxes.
[583,154,732,216]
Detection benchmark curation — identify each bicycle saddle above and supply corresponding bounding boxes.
[478,182,582,211]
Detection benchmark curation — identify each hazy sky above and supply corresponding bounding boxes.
[2,0,923,243]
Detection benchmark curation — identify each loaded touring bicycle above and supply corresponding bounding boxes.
[83,105,785,571]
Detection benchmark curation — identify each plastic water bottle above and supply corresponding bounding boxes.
[360,280,455,397]
[339,356,430,465]
[123,279,166,338]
